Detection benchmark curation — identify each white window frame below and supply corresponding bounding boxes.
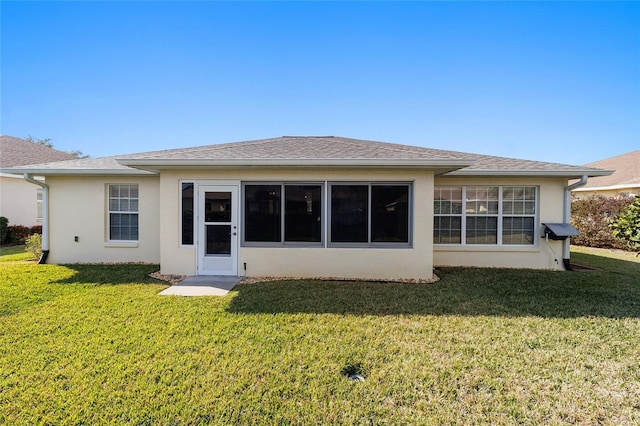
[434,185,538,246]
[107,184,139,242]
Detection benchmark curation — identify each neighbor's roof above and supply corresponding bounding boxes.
[572,150,640,192]
[1,136,612,178]
[0,135,77,168]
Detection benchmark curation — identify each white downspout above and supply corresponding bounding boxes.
[563,175,588,270]
[23,173,50,264]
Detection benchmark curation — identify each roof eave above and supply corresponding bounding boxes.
[116,158,475,173]
[573,183,640,192]
[444,169,614,178]
[0,167,156,176]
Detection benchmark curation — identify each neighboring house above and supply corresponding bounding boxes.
[571,150,640,199]
[1,136,611,280]
[0,135,77,227]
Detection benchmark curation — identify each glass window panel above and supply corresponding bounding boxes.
[502,217,534,245]
[331,185,368,243]
[285,185,322,243]
[524,201,536,215]
[181,183,194,245]
[434,186,462,215]
[204,192,231,223]
[108,185,139,241]
[466,217,498,244]
[206,225,231,255]
[466,187,498,214]
[371,185,409,243]
[245,185,281,242]
[434,216,461,244]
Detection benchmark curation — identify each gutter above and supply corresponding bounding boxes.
[22,173,50,264]
[563,175,588,270]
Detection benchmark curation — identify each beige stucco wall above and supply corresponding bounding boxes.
[159,169,434,281]
[0,175,40,227]
[433,176,568,270]
[46,175,160,264]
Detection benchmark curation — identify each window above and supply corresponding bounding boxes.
[243,182,411,248]
[108,184,139,241]
[181,182,194,245]
[330,183,411,246]
[244,183,322,245]
[434,186,536,246]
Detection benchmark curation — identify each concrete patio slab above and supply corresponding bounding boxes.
[159,276,241,296]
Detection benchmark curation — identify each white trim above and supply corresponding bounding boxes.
[196,181,240,276]
[434,185,538,247]
[573,184,640,192]
[107,184,140,243]
[445,169,613,178]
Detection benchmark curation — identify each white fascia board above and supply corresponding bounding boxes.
[0,167,156,176]
[445,169,614,178]
[573,183,640,192]
[116,158,475,172]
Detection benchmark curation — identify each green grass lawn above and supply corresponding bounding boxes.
[0,245,36,262]
[1,248,639,425]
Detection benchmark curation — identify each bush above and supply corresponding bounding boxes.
[25,233,43,259]
[30,225,43,235]
[609,196,640,255]
[0,217,8,244]
[7,225,31,245]
[571,195,634,250]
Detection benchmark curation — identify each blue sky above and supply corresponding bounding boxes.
[2,1,638,165]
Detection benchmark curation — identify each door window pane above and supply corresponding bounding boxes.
[331,185,368,243]
[245,185,281,242]
[204,192,231,223]
[285,185,322,242]
[206,225,231,255]
[371,185,409,243]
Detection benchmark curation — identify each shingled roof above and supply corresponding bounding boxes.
[1,136,612,178]
[573,150,640,192]
[0,135,77,168]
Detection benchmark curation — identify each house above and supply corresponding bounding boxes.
[0,136,611,280]
[0,135,77,228]
[571,150,640,199]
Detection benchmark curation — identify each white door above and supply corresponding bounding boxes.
[197,185,239,275]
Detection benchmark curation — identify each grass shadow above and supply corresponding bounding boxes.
[52,264,161,285]
[571,251,640,275]
[227,267,640,319]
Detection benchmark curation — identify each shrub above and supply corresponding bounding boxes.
[0,217,8,244]
[30,225,43,235]
[25,233,43,259]
[609,196,640,255]
[7,225,31,245]
[571,195,634,250]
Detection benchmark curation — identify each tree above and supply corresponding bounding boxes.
[24,134,53,148]
[24,135,90,158]
[609,196,640,255]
